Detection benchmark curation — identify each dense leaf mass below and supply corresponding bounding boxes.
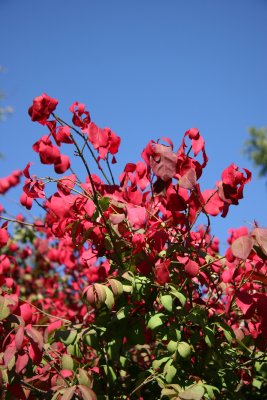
[0,94,266,399]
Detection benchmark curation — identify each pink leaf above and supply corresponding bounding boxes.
[231,236,253,260]
[126,206,146,228]
[252,227,267,256]
[16,353,29,373]
[78,385,97,400]
[109,213,125,225]
[150,144,177,181]
[61,386,77,400]
[179,168,197,190]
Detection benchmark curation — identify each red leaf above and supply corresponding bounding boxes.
[231,236,253,260]
[54,154,70,174]
[15,326,25,350]
[154,261,170,285]
[26,326,43,351]
[192,135,205,156]
[236,291,256,317]
[16,353,29,373]
[185,127,200,139]
[0,228,8,247]
[88,122,109,149]
[185,259,199,277]
[202,189,224,216]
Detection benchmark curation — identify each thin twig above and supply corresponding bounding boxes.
[0,215,41,228]
[19,297,72,324]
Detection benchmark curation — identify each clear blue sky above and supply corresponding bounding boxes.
[0,0,267,249]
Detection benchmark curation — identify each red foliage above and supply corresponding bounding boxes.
[0,94,266,399]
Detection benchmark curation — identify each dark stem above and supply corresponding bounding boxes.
[52,113,112,185]
[107,154,116,185]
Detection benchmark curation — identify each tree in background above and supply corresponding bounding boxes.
[243,127,267,177]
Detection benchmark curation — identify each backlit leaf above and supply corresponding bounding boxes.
[179,168,197,190]
[231,236,253,260]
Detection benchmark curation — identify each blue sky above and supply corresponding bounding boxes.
[0,0,267,249]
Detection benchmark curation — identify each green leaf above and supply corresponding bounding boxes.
[175,329,182,342]
[203,384,220,399]
[160,294,173,312]
[116,307,126,320]
[83,329,98,347]
[68,343,82,358]
[0,295,16,321]
[121,271,134,282]
[102,365,117,383]
[215,321,234,343]
[147,313,164,330]
[252,378,263,390]
[169,287,186,306]
[134,276,149,294]
[103,286,114,309]
[58,329,77,346]
[177,342,191,359]
[203,327,214,348]
[187,308,206,327]
[77,369,92,387]
[107,338,122,360]
[62,354,74,371]
[163,359,177,383]
[161,387,179,398]
[178,384,205,400]
[99,197,110,212]
[104,236,113,250]
[165,364,177,383]
[152,356,170,370]
[122,284,132,293]
[167,340,178,354]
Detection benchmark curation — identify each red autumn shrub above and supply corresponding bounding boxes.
[0,94,266,399]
